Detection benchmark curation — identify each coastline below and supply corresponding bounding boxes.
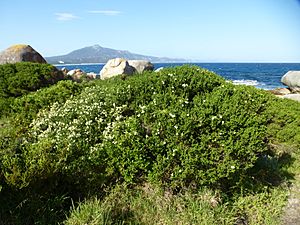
[54,62,300,90]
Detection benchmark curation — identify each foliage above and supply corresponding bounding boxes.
[0,62,66,98]
[266,97,300,148]
[0,80,85,189]
[0,79,85,225]
[1,66,271,192]
[12,80,83,118]
[0,65,299,224]
[0,184,70,225]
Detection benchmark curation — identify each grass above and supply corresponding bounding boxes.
[65,183,288,225]
[65,184,235,225]
[280,149,300,224]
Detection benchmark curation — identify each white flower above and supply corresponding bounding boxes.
[231,165,235,169]
[182,83,188,88]
[169,113,176,118]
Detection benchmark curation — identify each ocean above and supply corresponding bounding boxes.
[55,63,300,90]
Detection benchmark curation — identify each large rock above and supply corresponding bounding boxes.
[100,58,135,80]
[67,69,84,77]
[281,71,300,93]
[268,88,291,96]
[128,60,154,73]
[0,44,47,64]
[282,94,300,102]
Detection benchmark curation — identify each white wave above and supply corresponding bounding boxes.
[231,79,264,86]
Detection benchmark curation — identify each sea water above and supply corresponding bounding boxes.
[55,63,300,90]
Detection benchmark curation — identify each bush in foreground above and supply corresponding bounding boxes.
[2,66,271,191]
[1,65,299,224]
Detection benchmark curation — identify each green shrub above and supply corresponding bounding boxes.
[0,79,86,224]
[0,62,66,98]
[1,66,271,192]
[266,97,300,148]
[1,65,299,224]
[12,80,83,118]
[0,80,85,188]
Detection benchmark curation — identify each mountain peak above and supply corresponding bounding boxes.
[91,44,102,50]
[46,45,185,64]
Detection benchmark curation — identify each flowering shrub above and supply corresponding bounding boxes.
[1,66,271,192]
[0,80,85,188]
[12,80,83,116]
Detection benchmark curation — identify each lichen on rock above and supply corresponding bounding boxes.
[0,44,47,64]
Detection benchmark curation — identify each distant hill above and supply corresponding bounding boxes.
[46,45,185,64]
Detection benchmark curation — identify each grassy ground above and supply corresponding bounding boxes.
[64,183,288,225]
[281,151,300,224]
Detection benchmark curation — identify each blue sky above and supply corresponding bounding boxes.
[1,0,300,62]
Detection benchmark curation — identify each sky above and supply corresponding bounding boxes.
[1,0,300,62]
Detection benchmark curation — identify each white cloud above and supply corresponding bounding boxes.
[55,13,79,21]
[88,10,121,16]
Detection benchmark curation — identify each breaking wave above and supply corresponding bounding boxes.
[231,79,265,86]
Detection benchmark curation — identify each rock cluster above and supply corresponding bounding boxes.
[281,71,300,93]
[100,58,154,80]
[271,71,300,102]
[0,44,47,64]
[128,60,154,73]
[60,68,97,82]
[268,88,291,96]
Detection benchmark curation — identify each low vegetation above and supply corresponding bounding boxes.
[0,62,67,116]
[0,63,299,224]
